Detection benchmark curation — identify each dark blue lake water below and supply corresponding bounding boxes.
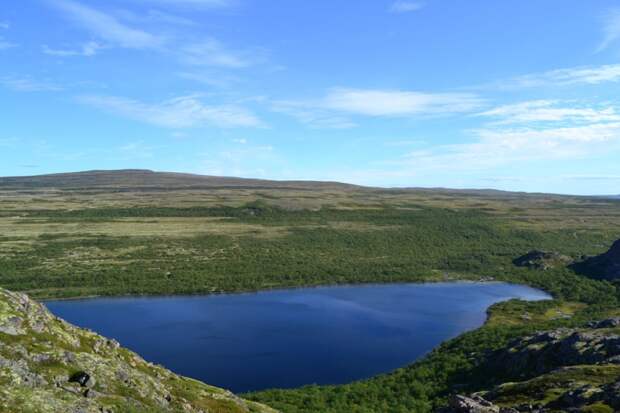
[46,282,550,393]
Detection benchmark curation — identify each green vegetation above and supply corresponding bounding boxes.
[2,201,619,301]
[2,171,620,412]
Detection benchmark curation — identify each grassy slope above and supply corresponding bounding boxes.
[1,170,620,412]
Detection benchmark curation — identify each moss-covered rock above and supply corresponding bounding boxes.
[0,288,278,413]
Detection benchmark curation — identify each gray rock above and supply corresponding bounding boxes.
[0,315,23,335]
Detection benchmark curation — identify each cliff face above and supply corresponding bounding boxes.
[0,288,277,413]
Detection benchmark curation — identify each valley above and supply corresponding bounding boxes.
[1,170,620,412]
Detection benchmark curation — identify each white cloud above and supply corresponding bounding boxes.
[42,41,103,57]
[180,38,260,68]
[498,64,620,89]
[389,1,424,13]
[0,21,9,30]
[272,88,483,128]
[403,122,620,172]
[47,1,260,70]
[478,100,620,125]
[49,0,163,49]
[0,76,63,92]
[77,94,263,128]
[598,8,620,52]
[232,138,247,144]
[323,88,483,117]
[0,38,16,50]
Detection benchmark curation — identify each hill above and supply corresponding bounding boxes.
[0,169,359,191]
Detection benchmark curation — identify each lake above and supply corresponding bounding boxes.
[46,282,550,393]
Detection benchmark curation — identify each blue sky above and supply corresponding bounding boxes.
[2,1,620,194]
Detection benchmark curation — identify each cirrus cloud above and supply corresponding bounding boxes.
[77,95,263,128]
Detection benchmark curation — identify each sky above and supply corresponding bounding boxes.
[1,1,620,194]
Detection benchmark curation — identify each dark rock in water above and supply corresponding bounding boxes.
[69,371,91,387]
[513,250,572,270]
[572,239,620,280]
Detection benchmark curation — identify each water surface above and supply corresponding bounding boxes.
[46,282,549,393]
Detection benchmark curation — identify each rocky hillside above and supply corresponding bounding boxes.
[0,288,277,413]
[441,319,620,412]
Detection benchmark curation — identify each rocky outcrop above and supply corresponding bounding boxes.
[487,319,620,379]
[441,320,620,412]
[0,288,278,413]
[513,250,572,270]
[439,395,517,413]
[573,239,620,280]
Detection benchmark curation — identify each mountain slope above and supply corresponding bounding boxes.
[0,287,277,413]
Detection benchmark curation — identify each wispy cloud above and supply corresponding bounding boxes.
[42,41,103,57]
[180,38,262,68]
[598,8,620,52]
[178,71,241,88]
[0,76,63,92]
[47,0,262,70]
[478,100,620,125]
[495,64,620,89]
[272,88,483,128]
[391,122,620,174]
[323,88,483,117]
[77,94,263,128]
[0,38,16,50]
[389,1,424,13]
[0,21,9,30]
[271,100,357,129]
[119,9,196,26]
[49,0,163,49]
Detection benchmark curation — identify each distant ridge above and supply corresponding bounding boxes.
[0,169,360,191]
[0,169,613,198]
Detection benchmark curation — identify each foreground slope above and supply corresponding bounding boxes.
[0,288,277,413]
